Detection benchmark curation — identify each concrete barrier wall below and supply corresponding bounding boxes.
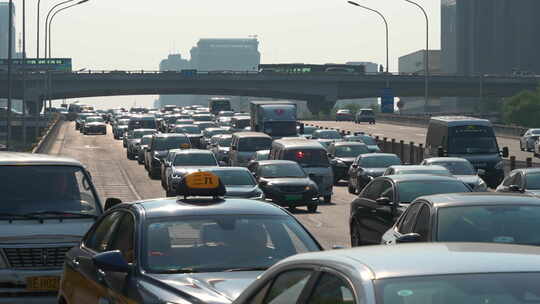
[31,114,63,154]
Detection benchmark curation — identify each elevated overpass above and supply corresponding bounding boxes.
[0,71,537,113]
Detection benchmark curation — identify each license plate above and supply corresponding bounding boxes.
[26,276,60,291]
[285,194,303,201]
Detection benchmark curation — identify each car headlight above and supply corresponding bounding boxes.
[494,161,504,170]
[304,186,312,191]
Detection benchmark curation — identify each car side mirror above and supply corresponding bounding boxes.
[477,169,486,176]
[509,185,523,193]
[92,250,131,273]
[396,233,421,244]
[376,197,392,205]
[502,147,509,158]
[104,198,122,210]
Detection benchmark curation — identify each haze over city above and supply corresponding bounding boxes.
[10,0,441,109]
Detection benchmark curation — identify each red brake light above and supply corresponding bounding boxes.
[296,151,305,159]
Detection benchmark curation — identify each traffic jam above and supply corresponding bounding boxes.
[2,97,540,304]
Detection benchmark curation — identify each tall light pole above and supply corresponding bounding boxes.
[347,1,389,73]
[22,0,27,145]
[6,0,14,150]
[402,0,429,112]
[48,0,89,58]
[44,0,77,58]
[36,0,41,58]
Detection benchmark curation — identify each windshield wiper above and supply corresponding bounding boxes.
[0,212,42,221]
[157,268,200,274]
[27,211,98,219]
[223,267,269,272]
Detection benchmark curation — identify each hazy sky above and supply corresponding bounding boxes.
[11,0,441,109]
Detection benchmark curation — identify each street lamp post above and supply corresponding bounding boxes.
[48,0,89,58]
[347,1,389,73]
[402,0,429,112]
[36,0,41,58]
[6,0,13,150]
[44,0,78,58]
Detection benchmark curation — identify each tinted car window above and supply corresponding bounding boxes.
[85,212,123,252]
[133,130,156,138]
[525,173,540,189]
[314,130,342,139]
[335,145,369,157]
[210,170,256,186]
[308,273,355,304]
[284,149,329,167]
[396,169,451,176]
[175,126,201,134]
[86,117,104,123]
[108,213,135,263]
[143,215,320,273]
[218,137,232,147]
[238,137,272,152]
[438,205,540,244]
[360,156,401,168]
[376,273,540,304]
[173,153,217,166]
[153,137,190,150]
[0,166,100,215]
[359,136,377,145]
[397,181,470,203]
[130,118,157,130]
[259,163,306,178]
[448,125,498,154]
[264,270,313,304]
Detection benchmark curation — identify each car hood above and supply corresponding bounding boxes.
[146,271,261,303]
[363,168,386,177]
[86,122,105,126]
[263,177,313,186]
[526,190,540,197]
[455,175,482,186]
[0,219,95,244]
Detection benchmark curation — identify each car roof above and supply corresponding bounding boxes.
[424,157,470,163]
[332,141,367,147]
[133,197,290,219]
[280,243,540,279]
[257,160,301,166]
[389,165,447,171]
[315,129,339,133]
[232,132,271,138]
[418,192,540,208]
[0,152,84,167]
[430,116,491,127]
[173,149,213,155]
[202,167,251,173]
[153,133,188,138]
[273,139,325,149]
[510,168,540,174]
[133,128,156,132]
[359,153,398,158]
[383,174,461,183]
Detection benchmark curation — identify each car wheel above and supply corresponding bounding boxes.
[307,203,318,213]
[323,195,331,203]
[350,223,364,247]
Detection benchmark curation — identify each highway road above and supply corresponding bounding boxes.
[46,121,354,249]
[304,120,538,163]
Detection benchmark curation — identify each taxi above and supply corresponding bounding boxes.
[58,171,322,304]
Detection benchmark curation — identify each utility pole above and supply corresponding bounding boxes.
[22,0,27,146]
[6,0,14,150]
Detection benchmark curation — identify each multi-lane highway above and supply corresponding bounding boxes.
[46,121,355,249]
[304,120,537,163]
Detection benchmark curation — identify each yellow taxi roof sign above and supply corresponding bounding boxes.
[176,171,226,199]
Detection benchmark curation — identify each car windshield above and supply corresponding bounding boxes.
[256,151,270,160]
[175,126,200,134]
[218,137,232,147]
[359,136,377,145]
[284,149,330,167]
[531,130,540,135]
[432,161,476,175]
[526,173,540,190]
[360,156,401,168]
[360,110,374,115]
[233,119,251,129]
[259,163,306,178]
[303,127,317,135]
[173,153,217,166]
[130,119,157,129]
[315,130,342,139]
[117,119,129,126]
[375,273,540,304]
[210,170,256,186]
[448,126,499,154]
[86,117,103,123]
[264,122,298,137]
[206,129,228,137]
[0,166,99,216]
[143,215,320,273]
[154,137,190,150]
[397,180,470,203]
[438,205,540,244]
[238,137,272,152]
[335,145,370,157]
[133,130,155,139]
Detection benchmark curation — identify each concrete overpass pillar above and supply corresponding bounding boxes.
[306,96,337,117]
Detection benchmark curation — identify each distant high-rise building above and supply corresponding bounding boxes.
[190,38,260,71]
[157,54,191,108]
[0,2,15,59]
[442,0,540,75]
[399,50,441,74]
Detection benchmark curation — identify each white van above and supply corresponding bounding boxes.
[229,132,273,167]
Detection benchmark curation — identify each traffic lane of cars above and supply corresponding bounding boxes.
[53,122,355,249]
[304,120,537,163]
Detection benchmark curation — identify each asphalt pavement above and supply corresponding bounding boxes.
[46,121,355,249]
[304,120,537,163]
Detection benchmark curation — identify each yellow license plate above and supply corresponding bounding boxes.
[26,276,60,291]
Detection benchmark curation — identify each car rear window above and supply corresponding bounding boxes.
[173,153,217,166]
[284,149,329,167]
[238,137,272,152]
[398,181,470,203]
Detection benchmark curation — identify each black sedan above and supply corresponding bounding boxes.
[496,168,540,196]
[348,153,401,194]
[382,193,540,245]
[249,160,320,212]
[327,141,370,183]
[349,174,472,247]
[58,172,322,304]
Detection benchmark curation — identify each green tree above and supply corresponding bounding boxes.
[503,87,540,127]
